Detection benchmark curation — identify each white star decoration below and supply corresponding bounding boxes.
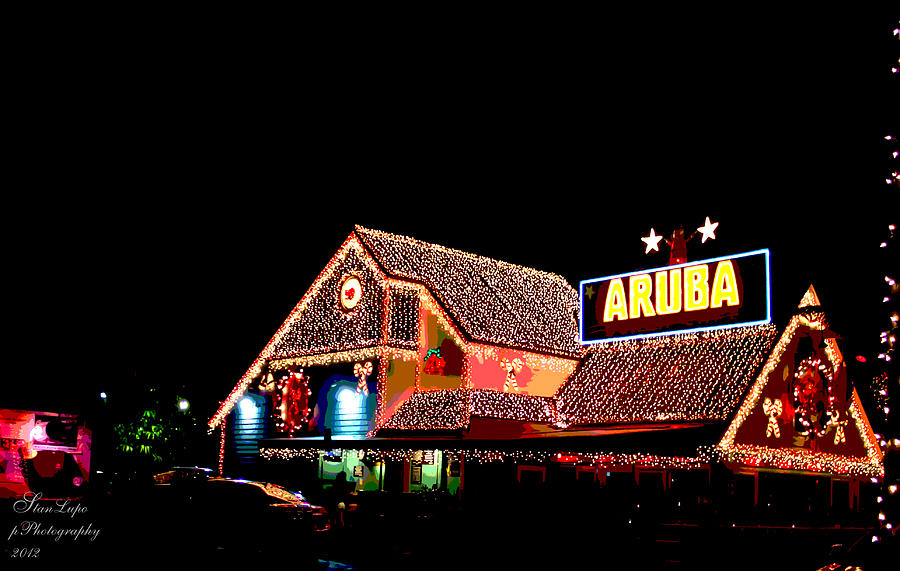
[641,228,663,253]
[697,216,719,243]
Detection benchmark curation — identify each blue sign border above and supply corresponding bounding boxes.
[579,249,771,345]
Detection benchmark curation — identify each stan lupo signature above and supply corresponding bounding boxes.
[13,492,88,519]
[7,492,101,544]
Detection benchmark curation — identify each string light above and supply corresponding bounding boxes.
[719,444,881,478]
[387,285,421,350]
[718,286,884,477]
[558,324,776,424]
[470,389,556,423]
[792,357,836,438]
[209,234,388,430]
[381,390,469,430]
[211,226,582,433]
[271,368,312,435]
[874,37,898,535]
[354,226,583,359]
[872,373,889,415]
[218,417,226,476]
[210,227,885,488]
[381,324,775,430]
[260,445,714,470]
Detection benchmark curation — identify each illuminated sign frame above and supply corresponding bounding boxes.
[579,249,771,345]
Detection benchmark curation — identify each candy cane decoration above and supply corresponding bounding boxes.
[258,372,276,392]
[500,358,524,392]
[354,361,373,395]
[762,397,782,438]
[827,411,846,445]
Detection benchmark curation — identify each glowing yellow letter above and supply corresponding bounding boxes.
[603,279,628,322]
[655,268,682,315]
[629,274,655,319]
[684,264,709,311]
[711,260,740,308]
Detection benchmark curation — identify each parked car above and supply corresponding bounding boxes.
[141,475,329,557]
[152,466,214,484]
[815,531,893,571]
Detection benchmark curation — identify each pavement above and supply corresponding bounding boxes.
[3,486,891,569]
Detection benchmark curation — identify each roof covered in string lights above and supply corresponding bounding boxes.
[556,324,777,425]
[380,325,778,432]
[354,226,582,358]
[211,226,775,436]
[381,388,558,432]
[209,226,583,430]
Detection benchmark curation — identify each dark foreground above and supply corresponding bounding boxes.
[3,483,892,570]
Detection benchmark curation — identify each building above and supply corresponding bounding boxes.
[1,409,92,499]
[208,226,883,514]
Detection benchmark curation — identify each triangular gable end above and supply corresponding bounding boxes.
[717,285,884,478]
[208,231,392,430]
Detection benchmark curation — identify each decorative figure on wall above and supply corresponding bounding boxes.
[762,397,783,438]
[791,357,835,439]
[354,361,373,395]
[288,371,311,426]
[500,358,524,392]
[275,367,312,434]
[340,276,363,311]
[258,372,276,392]
[423,347,446,376]
[827,411,847,445]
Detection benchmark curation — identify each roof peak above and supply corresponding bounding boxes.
[798,284,821,309]
[353,224,582,358]
[353,225,572,286]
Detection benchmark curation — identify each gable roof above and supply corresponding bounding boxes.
[354,226,581,358]
[717,285,884,477]
[209,226,583,430]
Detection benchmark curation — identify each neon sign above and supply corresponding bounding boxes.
[580,249,770,344]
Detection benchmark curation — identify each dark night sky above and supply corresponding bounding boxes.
[7,11,898,422]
